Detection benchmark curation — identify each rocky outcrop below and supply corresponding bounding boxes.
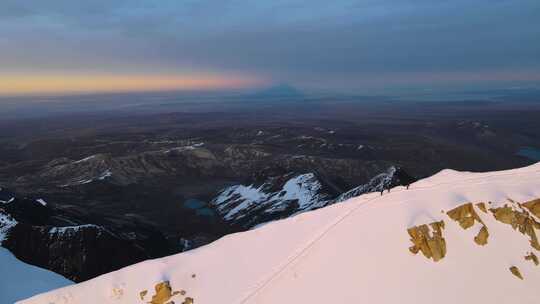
[523,199,540,218]
[446,203,489,246]
[410,199,540,279]
[509,266,523,280]
[474,226,489,246]
[525,252,539,266]
[476,202,488,213]
[408,220,446,262]
[447,203,484,229]
[149,281,175,304]
[336,166,416,202]
[141,281,194,304]
[0,189,172,282]
[3,223,150,282]
[490,203,540,250]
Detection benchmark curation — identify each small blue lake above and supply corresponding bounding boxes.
[516,147,540,161]
[184,199,206,209]
[183,199,216,217]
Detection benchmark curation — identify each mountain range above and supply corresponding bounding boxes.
[14,162,540,303]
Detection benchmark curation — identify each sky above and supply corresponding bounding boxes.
[1,0,539,95]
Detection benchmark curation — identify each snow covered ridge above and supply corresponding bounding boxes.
[335,166,397,202]
[21,163,540,304]
[36,199,47,206]
[211,173,329,223]
[211,167,414,228]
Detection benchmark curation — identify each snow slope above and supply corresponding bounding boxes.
[0,248,72,303]
[21,162,540,304]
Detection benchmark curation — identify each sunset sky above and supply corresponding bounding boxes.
[1,0,539,95]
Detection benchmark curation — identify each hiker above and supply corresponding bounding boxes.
[380,184,391,195]
[395,167,417,190]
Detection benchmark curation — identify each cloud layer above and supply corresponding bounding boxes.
[1,0,539,93]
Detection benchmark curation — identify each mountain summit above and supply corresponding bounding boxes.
[19,162,540,304]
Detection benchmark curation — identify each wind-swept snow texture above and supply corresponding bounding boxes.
[21,162,540,304]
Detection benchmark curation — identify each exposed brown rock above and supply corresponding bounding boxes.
[490,204,540,250]
[525,252,539,266]
[447,203,484,229]
[408,220,446,262]
[476,203,487,213]
[111,287,123,299]
[474,226,489,246]
[447,203,490,245]
[523,199,540,218]
[183,297,194,304]
[509,266,523,280]
[150,281,174,304]
[140,290,148,300]
[491,205,516,225]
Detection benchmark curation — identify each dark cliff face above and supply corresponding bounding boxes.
[0,191,172,282]
[3,224,148,282]
[336,166,417,202]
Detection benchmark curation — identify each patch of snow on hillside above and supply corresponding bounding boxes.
[61,170,113,187]
[48,224,102,236]
[0,213,17,242]
[276,173,323,210]
[36,199,47,206]
[212,173,328,223]
[214,185,268,220]
[0,197,15,204]
[97,170,112,180]
[73,155,97,164]
[164,143,205,153]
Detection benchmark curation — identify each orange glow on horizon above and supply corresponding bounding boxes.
[0,73,265,96]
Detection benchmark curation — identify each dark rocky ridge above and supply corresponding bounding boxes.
[0,189,172,282]
[0,165,416,282]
